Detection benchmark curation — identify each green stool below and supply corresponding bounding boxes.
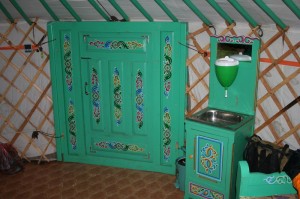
[236,161,297,198]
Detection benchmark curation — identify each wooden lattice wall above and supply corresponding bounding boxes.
[186,23,300,149]
[0,19,299,161]
[0,18,55,162]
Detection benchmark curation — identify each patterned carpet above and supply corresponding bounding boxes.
[0,161,184,199]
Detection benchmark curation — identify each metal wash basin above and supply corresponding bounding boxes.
[188,108,251,130]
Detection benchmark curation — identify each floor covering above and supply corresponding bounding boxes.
[0,161,184,199]
[0,161,298,199]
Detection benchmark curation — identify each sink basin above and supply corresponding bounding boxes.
[196,109,243,125]
[187,108,251,130]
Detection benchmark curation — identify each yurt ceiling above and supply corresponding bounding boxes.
[0,0,299,27]
[0,0,299,162]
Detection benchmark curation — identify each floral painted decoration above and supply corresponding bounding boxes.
[113,67,122,125]
[135,69,144,129]
[214,35,259,44]
[95,141,144,152]
[64,34,72,91]
[91,67,100,124]
[68,99,76,150]
[189,182,224,199]
[200,143,218,174]
[89,40,143,50]
[163,36,172,98]
[264,175,292,185]
[163,107,171,162]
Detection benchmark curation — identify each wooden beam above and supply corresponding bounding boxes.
[9,0,32,25]
[60,0,81,22]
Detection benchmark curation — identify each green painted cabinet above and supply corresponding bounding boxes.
[48,22,187,174]
[184,35,260,198]
[184,119,254,199]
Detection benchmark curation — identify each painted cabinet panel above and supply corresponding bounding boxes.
[185,119,254,199]
[48,22,187,174]
[185,125,230,199]
[195,135,226,182]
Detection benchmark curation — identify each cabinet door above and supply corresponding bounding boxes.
[186,129,230,198]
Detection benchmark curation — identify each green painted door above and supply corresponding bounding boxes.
[80,32,157,162]
[48,22,187,174]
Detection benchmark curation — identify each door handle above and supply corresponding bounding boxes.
[84,82,89,95]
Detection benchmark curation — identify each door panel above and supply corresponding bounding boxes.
[83,33,147,53]
[108,61,132,135]
[81,49,155,162]
[82,59,106,134]
[132,62,147,136]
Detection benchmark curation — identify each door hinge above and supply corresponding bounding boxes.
[83,34,90,42]
[142,35,149,43]
[90,146,96,153]
[144,152,150,160]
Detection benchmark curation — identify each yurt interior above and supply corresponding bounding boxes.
[0,0,299,199]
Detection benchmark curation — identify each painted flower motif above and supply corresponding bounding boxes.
[164,146,171,159]
[64,41,70,49]
[94,108,100,116]
[108,142,116,149]
[115,108,122,119]
[92,77,98,85]
[105,41,112,49]
[190,184,200,193]
[200,144,218,174]
[66,77,72,85]
[68,105,74,114]
[165,36,170,44]
[113,76,120,85]
[163,112,171,124]
[164,81,171,92]
[70,136,76,150]
[136,95,144,105]
[164,128,171,138]
[128,145,138,151]
[69,121,76,132]
[136,111,143,122]
[136,78,142,88]
[114,93,122,101]
[96,141,107,148]
[93,100,100,107]
[65,60,71,67]
[164,44,172,56]
[115,142,124,150]
[92,91,99,100]
[127,41,143,49]
[164,64,172,72]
